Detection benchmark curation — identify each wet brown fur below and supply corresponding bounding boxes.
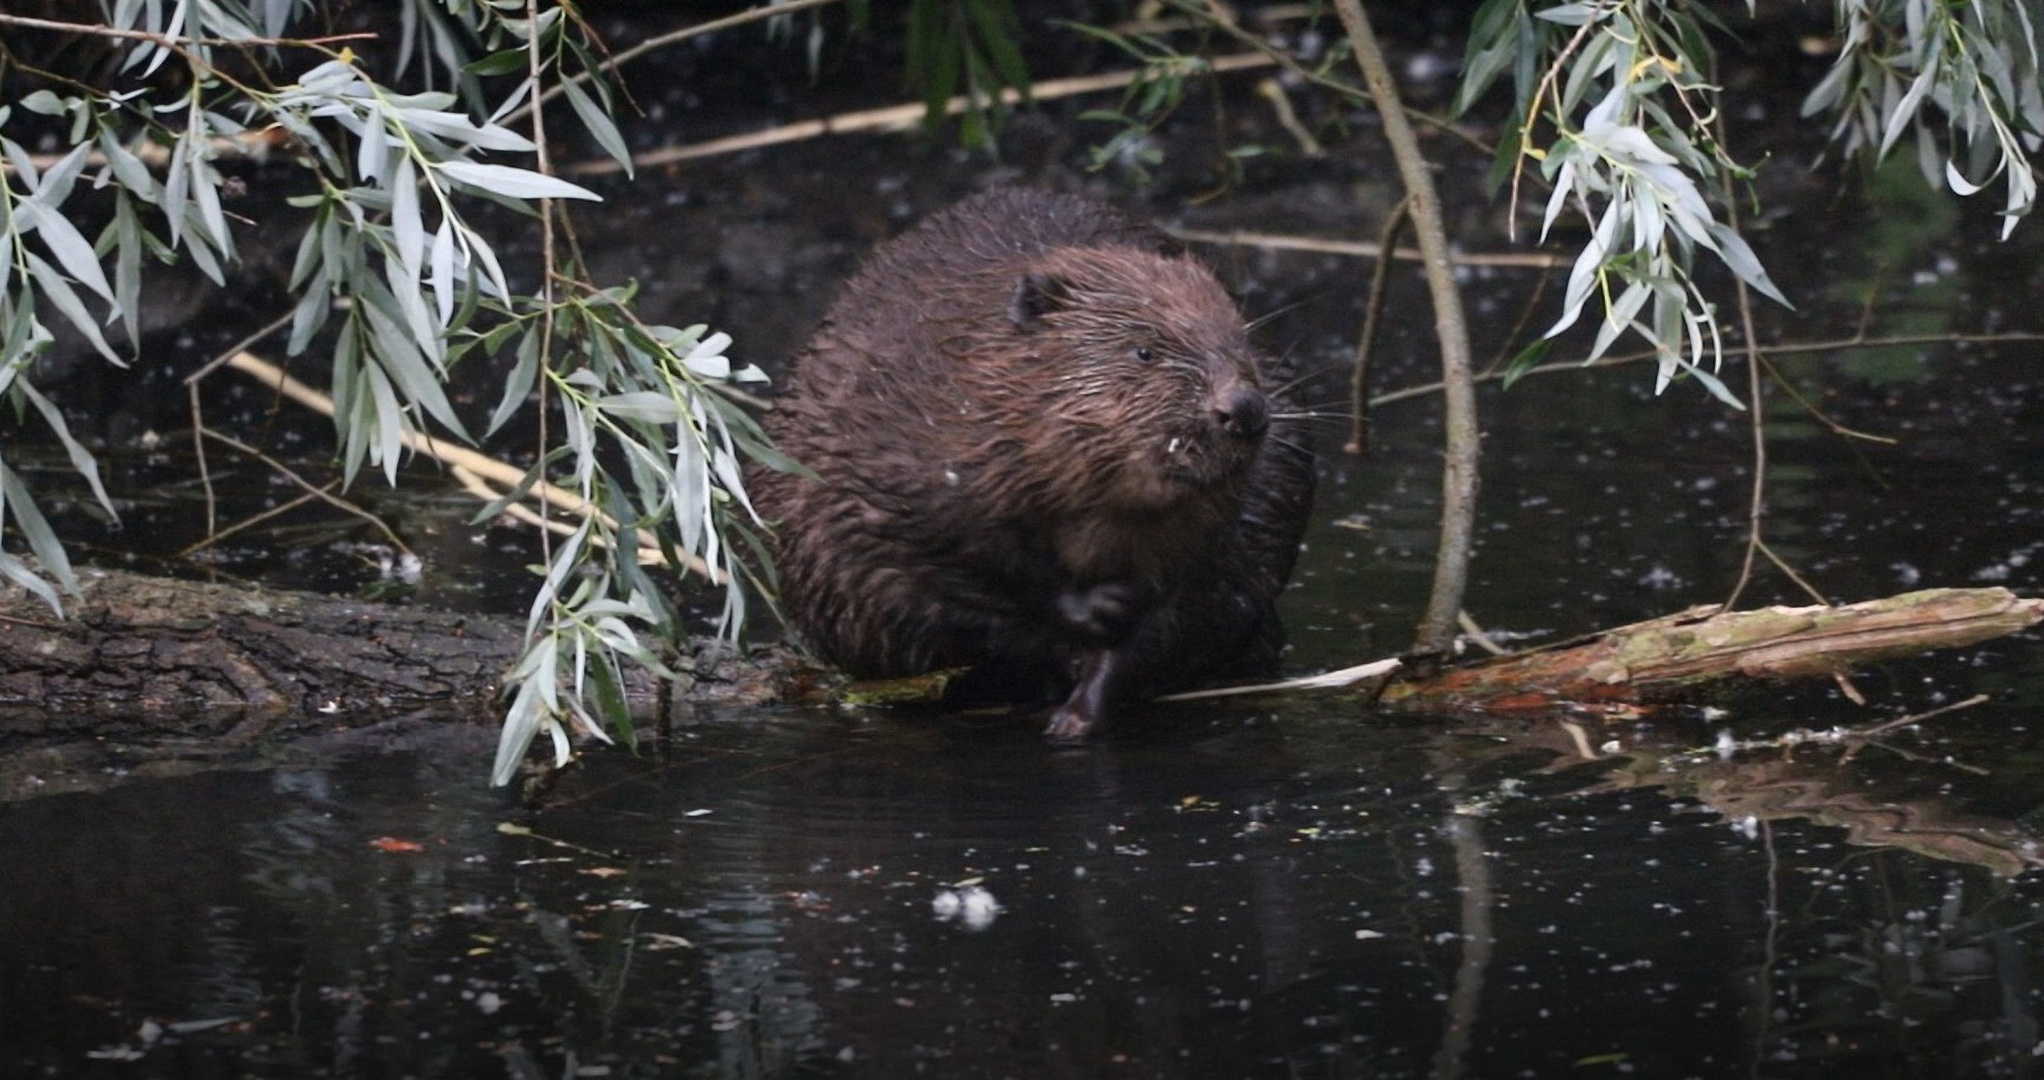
[751,188,1315,734]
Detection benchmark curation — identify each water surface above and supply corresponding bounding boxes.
[5,24,2044,1080]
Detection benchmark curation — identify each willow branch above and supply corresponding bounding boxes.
[1331,0,1480,657]
[501,0,845,131]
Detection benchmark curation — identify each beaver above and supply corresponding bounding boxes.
[752,187,1314,738]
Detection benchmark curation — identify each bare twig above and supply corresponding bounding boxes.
[1720,196,1769,612]
[178,487,326,555]
[1477,259,1554,379]
[448,464,665,567]
[184,428,410,555]
[221,350,724,583]
[1507,16,1601,242]
[1714,694,1992,767]
[527,0,562,566]
[1365,331,2044,408]
[1157,657,1402,701]
[563,53,1277,174]
[0,12,372,50]
[1855,693,1991,739]
[503,0,845,132]
[1255,78,1323,156]
[1455,609,1510,657]
[1346,196,1409,455]
[1757,538,1832,607]
[1171,227,1562,267]
[1331,0,1479,657]
[1174,0,1491,156]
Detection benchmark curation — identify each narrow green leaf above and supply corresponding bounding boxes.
[1703,222,1792,307]
[967,0,1031,99]
[486,324,541,437]
[110,193,144,355]
[587,651,633,749]
[390,154,424,280]
[429,219,457,325]
[490,669,552,786]
[18,379,114,518]
[0,550,63,616]
[562,78,633,178]
[1499,338,1553,388]
[0,459,80,607]
[36,142,92,209]
[188,155,231,257]
[289,265,332,357]
[19,90,68,116]
[466,48,530,77]
[396,107,535,153]
[436,159,600,201]
[362,360,407,486]
[19,202,116,306]
[24,251,117,362]
[358,289,469,440]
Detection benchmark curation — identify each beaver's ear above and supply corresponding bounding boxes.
[1009,273,1074,330]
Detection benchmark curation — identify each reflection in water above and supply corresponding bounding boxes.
[4,702,2044,1077]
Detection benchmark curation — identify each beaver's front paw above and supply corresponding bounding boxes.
[1056,582,1140,643]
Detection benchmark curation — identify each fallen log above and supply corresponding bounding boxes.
[1377,587,2044,711]
[1,568,2035,747]
[0,567,811,750]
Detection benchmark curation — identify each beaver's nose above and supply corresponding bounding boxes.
[1215,386,1268,440]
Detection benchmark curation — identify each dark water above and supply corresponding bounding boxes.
[8,19,2044,1080]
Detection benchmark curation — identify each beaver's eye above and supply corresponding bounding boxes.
[1134,346,1154,363]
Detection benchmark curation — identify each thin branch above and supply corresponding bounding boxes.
[1332,0,1479,657]
[1157,657,1402,701]
[1507,16,1601,243]
[1254,77,1323,156]
[1366,331,2044,407]
[177,487,325,556]
[187,309,297,540]
[449,464,667,568]
[188,384,216,538]
[1172,226,1561,267]
[183,310,295,387]
[184,429,409,555]
[1754,351,1898,445]
[1347,195,1409,455]
[502,0,845,132]
[0,12,373,50]
[221,350,724,584]
[1758,538,1832,607]
[1720,203,1768,612]
[528,0,561,567]
[1455,610,1510,657]
[563,53,1277,174]
[1854,693,1991,740]
[1176,0,1492,156]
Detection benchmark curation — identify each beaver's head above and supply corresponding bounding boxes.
[991,246,1272,515]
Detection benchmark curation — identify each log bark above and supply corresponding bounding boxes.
[1379,587,2044,711]
[0,567,809,750]
[2,570,2036,748]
